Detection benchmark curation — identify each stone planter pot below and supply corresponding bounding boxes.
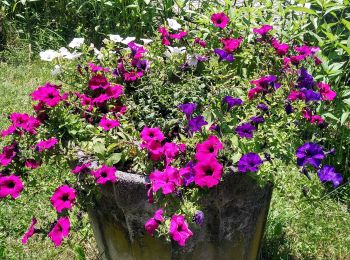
[88,171,273,260]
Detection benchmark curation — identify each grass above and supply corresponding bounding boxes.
[0,60,349,259]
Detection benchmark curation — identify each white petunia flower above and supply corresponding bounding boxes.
[94,48,104,60]
[186,54,198,67]
[68,38,84,48]
[141,38,153,45]
[167,18,182,30]
[164,46,186,58]
[39,49,59,61]
[58,47,81,60]
[109,34,123,43]
[51,65,62,76]
[121,37,136,45]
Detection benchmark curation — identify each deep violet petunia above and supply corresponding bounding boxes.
[169,215,193,247]
[193,210,205,225]
[188,116,208,133]
[0,174,24,199]
[132,59,151,71]
[48,217,70,247]
[195,135,223,160]
[21,217,37,244]
[194,158,223,188]
[211,12,229,29]
[220,38,242,53]
[35,138,58,152]
[295,142,324,168]
[214,49,234,62]
[178,103,197,118]
[285,103,294,114]
[301,89,321,102]
[317,165,343,188]
[99,117,120,131]
[144,209,164,236]
[250,115,265,124]
[149,167,182,195]
[296,68,315,89]
[91,165,117,184]
[257,103,269,111]
[222,96,243,110]
[253,25,273,36]
[235,123,256,139]
[179,166,195,186]
[50,185,77,213]
[316,82,336,101]
[237,153,263,173]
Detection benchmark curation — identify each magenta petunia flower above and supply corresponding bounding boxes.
[248,86,263,100]
[99,117,120,131]
[194,158,223,188]
[0,174,24,199]
[235,123,256,139]
[128,41,147,59]
[1,125,17,138]
[50,185,77,213]
[71,163,91,174]
[164,142,179,166]
[294,45,320,56]
[303,109,325,126]
[93,94,110,106]
[316,82,336,101]
[48,217,70,247]
[91,165,117,185]
[317,165,343,188]
[0,143,17,166]
[253,24,273,36]
[211,12,229,29]
[149,167,182,195]
[140,127,165,144]
[21,217,37,244]
[88,74,110,90]
[195,135,223,160]
[188,116,208,133]
[146,140,164,161]
[237,153,263,173]
[36,138,58,152]
[144,209,164,236]
[169,214,193,247]
[271,38,289,56]
[9,113,41,134]
[250,75,280,90]
[288,90,305,101]
[105,84,124,99]
[88,63,110,73]
[25,159,41,169]
[220,38,242,53]
[31,83,62,107]
[194,38,206,47]
[169,31,187,40]
[290,55,305,65]
[295,142,325,168]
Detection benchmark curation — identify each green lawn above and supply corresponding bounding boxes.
[0,60,349,259]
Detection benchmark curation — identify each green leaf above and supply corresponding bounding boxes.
[340,112,349,125]
[94,142,106,155]
[324,5,345,16]
[74,245,86,260]
[341,19,350,31]
[106,153,122,166]
[286,6,317,15]
[144,0,150,4]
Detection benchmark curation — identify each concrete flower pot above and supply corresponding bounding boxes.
[88,171,272,260]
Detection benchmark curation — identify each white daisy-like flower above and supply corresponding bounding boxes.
[68,38,84,48]
[39,50,59,61]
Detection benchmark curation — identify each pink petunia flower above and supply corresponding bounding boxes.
[25,159,41,169]
[105,84,124,99]
[21,217,37,244]
[0,174,24,199]
[220,38,242,53]
[144,209,164,236]
[36,138,58,152]
[248,87,264,100]
[169,31,187,40]
[50,185,77,213]
[271,38,289,56]
[48,217,70,247]
[0,143,17,166]
[163,142,179,166]
[195,135,223,160]
[169,214,193,247]
[149,167,182,195]
[194,159,223,188]
[31,83,62,107]
[140,127,165,144]
[211,12,229,29]
[146,140,164,161]
[88,63,110,73]
[99,117,120,131]
[9,113,41,134]
[88,74,110,90]
[91,165,117,184]
[317,82,336,101]
[71,163,91,174]
[253,25,273,36]
[1,125,17,138]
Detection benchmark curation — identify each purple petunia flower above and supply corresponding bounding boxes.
[250,115,264,124]
[237,153,263,173]
[222,96,243,110]
[257,103,269,111]
[178,103,197,118]
[317,165,343,187]
[297,68,315,89]
[295,142,325,168]
[214,49,234,62]
[188,116,208,133]
[193,210,205,225]
[250,75,280,90]
[285,103,294,114]
[235,123,256,139]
